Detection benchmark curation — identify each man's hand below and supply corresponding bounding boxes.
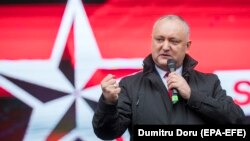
[167,72,191,100]
[101,74,121,104]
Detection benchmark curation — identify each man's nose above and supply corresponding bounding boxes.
[162,41,170,50]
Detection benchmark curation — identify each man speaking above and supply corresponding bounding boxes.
[92,15,245,140]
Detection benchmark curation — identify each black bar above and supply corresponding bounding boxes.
[133,125,250,140]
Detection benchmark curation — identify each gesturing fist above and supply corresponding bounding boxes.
[101,74,121,104]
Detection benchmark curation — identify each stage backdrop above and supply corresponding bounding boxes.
[0,0,249,140]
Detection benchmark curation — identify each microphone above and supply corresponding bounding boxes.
[167,59,179,104]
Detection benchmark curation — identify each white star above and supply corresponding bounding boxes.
[0,0,143,140]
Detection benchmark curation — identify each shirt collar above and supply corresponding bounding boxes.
[155,65,183,78]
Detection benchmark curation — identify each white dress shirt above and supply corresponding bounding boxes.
[155,64,183,89]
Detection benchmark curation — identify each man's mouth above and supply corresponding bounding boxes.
[160,54,172,58]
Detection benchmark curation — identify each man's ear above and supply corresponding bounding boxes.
[186,40,192,53]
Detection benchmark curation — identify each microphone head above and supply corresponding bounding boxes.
[167,59,176,72]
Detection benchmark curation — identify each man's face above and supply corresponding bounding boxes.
[151,19,191,70]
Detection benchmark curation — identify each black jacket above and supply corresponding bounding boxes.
[92,54,245,140]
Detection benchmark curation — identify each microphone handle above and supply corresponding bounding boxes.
[171,87,179,104]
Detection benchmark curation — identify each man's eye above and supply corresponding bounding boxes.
[171,40,180,45]
[156,38,164,42]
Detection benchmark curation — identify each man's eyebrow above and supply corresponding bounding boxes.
[154,35,164,38]
[169,37,178,40]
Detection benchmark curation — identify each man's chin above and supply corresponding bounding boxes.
[155,61,168,69]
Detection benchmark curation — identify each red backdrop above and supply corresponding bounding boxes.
[0,0,249,140]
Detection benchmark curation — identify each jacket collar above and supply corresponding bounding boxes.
[142,54,198,76]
